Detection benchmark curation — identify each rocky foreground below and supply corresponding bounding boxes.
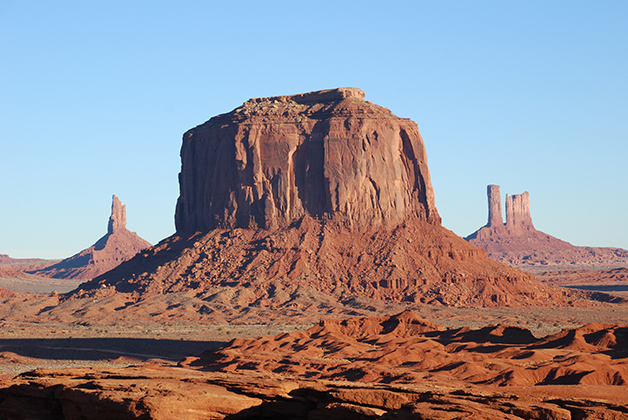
[1,311,627,419]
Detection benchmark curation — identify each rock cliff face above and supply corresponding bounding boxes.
[33,195,151,280]
[505,191,533,233]
[467,185,628,271]
[175,87,440,232]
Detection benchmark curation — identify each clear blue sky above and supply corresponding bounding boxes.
[1,1,627,259]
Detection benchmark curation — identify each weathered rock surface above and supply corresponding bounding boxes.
[186,310,628,387]
[57,89,573,316]
[467,185,628,271]
[1,312,627,419]
[0,254,50,266]
[32,195,151,280]
[70,215,573,313]
[107,194,126,234]
[486,184,503,227]
[175,87,440,233]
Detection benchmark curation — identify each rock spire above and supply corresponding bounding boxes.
[487,184,503,227]
[107,195,127,234]
[33,195,151,280]
[505,192,533,232]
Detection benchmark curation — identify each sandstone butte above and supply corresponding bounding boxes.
[466,185,628,271]
[32,195,152,280]
[66,88,573,314]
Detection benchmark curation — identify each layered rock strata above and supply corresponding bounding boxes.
[3,366,625,420]
[175,87,440,232]
[33,195,151,280]
[467,185,628,271]
[187,310,628,387]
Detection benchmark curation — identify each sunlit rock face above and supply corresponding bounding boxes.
[175,88,440,233]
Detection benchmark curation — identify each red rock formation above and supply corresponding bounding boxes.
[3,364,625,419]
[175,87,440,232]
[33,195,151,280]
[185,310,628,387]
[536,267,628,287]
[107,195,126,234]
[70,89,570,311]
[487,184,503,227]
[0,254,50,266]
[467,185,628,271]
[505,191,533,233]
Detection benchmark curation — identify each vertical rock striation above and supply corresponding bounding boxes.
[175,88,440,233]
[505,192,533,233]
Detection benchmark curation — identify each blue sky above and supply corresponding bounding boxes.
[1,1,627,258]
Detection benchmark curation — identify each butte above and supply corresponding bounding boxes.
[466,185,628,272]
[71,88,567,317]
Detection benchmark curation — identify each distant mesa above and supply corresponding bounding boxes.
[33,195,151,280]
[72,88,568,311]
[466,185,628,271]
[0,254,50,266]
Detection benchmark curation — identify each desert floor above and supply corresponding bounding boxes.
[2,298,628,378]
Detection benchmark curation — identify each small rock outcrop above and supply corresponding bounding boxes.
[33,195,151,280]
[467,185,628,270]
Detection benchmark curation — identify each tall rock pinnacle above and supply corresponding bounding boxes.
[505,192,533,232]
[107,195,127,234]
[487,184,503,227]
